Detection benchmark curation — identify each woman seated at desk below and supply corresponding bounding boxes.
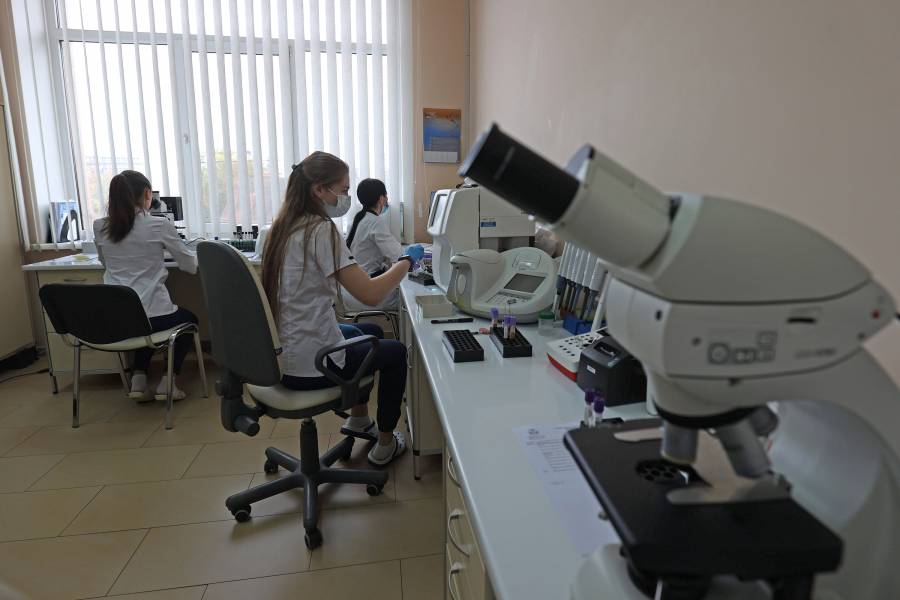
[92,170,199,402]
[261,152,424,466]
[342,178,402,311]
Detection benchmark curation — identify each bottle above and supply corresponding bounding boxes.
[583,389,598,428]
[592,394,606,427]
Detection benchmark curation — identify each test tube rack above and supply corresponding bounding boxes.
[225,239,256,252]
[442,329,484,363]
[489,327,533,358]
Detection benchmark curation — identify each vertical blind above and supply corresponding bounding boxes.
[29,0,411,242]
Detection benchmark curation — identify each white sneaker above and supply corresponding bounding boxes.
[128,373,150,401]
[367,431,407,466]
[153,378,187,402]
[340,416,377,440]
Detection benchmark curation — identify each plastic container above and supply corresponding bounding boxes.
[416,294,454,318]
[538,309,555,331]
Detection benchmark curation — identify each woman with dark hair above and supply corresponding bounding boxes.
[261,152,423,466]
[92,170,199,402]
[343,178,402,310]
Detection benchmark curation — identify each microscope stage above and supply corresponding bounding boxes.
[565,420,842,586]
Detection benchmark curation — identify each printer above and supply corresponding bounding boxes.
[426,183,535,292]
[576,333,647,407]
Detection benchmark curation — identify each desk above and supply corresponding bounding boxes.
[398,279,648,600]
[23,253,260,386]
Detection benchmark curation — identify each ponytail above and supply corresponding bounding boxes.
[347,178,387,248]
[105,170,151,243]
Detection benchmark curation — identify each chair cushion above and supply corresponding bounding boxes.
[247,376,375,412]
[82,324,196,352]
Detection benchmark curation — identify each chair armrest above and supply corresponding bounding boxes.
[315,335,380,410]
[349,310,391,323]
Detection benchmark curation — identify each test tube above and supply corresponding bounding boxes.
[591,394,606,427]
[508,315,517,338]
[490,307,500,329]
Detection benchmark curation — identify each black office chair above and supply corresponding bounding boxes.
[196,241,389,550]
[38,283,207,429]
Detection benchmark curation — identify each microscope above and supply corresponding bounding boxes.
[460,125,900,599]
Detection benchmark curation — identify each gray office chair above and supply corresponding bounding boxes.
[196,241,389,550]
[38,283,207,429]
[335,285,400,339]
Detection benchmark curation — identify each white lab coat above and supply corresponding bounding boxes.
[343,211,402,311]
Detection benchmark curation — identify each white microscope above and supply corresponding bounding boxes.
[460,124,900,599]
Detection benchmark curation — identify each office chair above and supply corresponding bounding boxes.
[38,283,207,429]
[335,286,400,339]
[196,241,389,550]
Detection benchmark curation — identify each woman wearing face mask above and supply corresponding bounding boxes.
[261,152,424,466]
[343,178,402,310]
[92,170,199,402]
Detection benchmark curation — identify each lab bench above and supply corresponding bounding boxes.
[397,279,648,600]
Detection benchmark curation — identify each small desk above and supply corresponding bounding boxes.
[397,279,647,599]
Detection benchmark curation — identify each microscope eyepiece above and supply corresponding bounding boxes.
[459,124,580,224]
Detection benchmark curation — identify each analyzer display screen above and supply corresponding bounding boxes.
[504,273,544,294]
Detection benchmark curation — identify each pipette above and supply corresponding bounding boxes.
[568,250,591,315]
[581,259,606,321]
[561,246,581,317]
[553,244,572,318]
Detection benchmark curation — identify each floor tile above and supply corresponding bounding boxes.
[107,394,219,425]
[143,415,275,447]
[0,486,100,542]
[393,451,443,502]
[109,515,311,595]
[0,529,146,600]
[182,436,328,479]
[0,378,129,428]
[6,421,159,457]
[95,588,207,600]
[401,554,444,600]
[0,426,39,455]
[0,454,64,492]
[204,560,403,600]
[64,474,252,535]
[31,445,202,490]
[270,411,346,438]
[309,498,443,570]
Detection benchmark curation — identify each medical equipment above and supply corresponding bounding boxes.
[254,225,270,258]
[427,184,535,291]
[546,330,605,380]
[576,334,647,407]
[461,123,900,599]
[445,246,558,323]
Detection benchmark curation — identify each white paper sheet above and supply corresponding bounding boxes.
[514,422,621,556]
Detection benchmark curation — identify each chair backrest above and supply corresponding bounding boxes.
[197,241,282,386]
[38,283,151,344]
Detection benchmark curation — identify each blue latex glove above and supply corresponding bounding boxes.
[404,244,425,262]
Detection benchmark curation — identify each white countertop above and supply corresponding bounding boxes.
[23,251,261,271]
[399,279,647,600]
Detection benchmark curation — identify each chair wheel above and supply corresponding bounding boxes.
[304,528,323,550]
[232,507,251,523]
[366,484,384,497]
[263,459,279,474]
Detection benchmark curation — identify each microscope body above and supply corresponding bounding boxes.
[460,124,900,598]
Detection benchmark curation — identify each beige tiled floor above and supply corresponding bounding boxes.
[0,358,444,599]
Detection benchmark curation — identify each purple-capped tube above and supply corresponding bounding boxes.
[592,394,606,427]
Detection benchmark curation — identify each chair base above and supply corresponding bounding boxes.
[224,417,389,550]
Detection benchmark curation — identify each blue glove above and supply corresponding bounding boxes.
[404,244,425,262]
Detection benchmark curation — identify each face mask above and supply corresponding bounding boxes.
[381,203,390,216]
[323,188,351,218]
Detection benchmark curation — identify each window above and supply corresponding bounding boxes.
[15,0,413,244]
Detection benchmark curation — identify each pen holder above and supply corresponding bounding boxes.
[489,327,533,358]
[442,330,484,363]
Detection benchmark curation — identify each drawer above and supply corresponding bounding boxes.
[37,270,104,285]
[447,483,490,600]
[446,450,462,490]
[447,542,473,600]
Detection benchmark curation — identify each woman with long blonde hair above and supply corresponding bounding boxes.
[261,151,423,465]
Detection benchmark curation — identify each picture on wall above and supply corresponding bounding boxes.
[423,108,461,163]
[49,199,81,243]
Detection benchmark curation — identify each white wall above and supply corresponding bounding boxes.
[470,0,900,382]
